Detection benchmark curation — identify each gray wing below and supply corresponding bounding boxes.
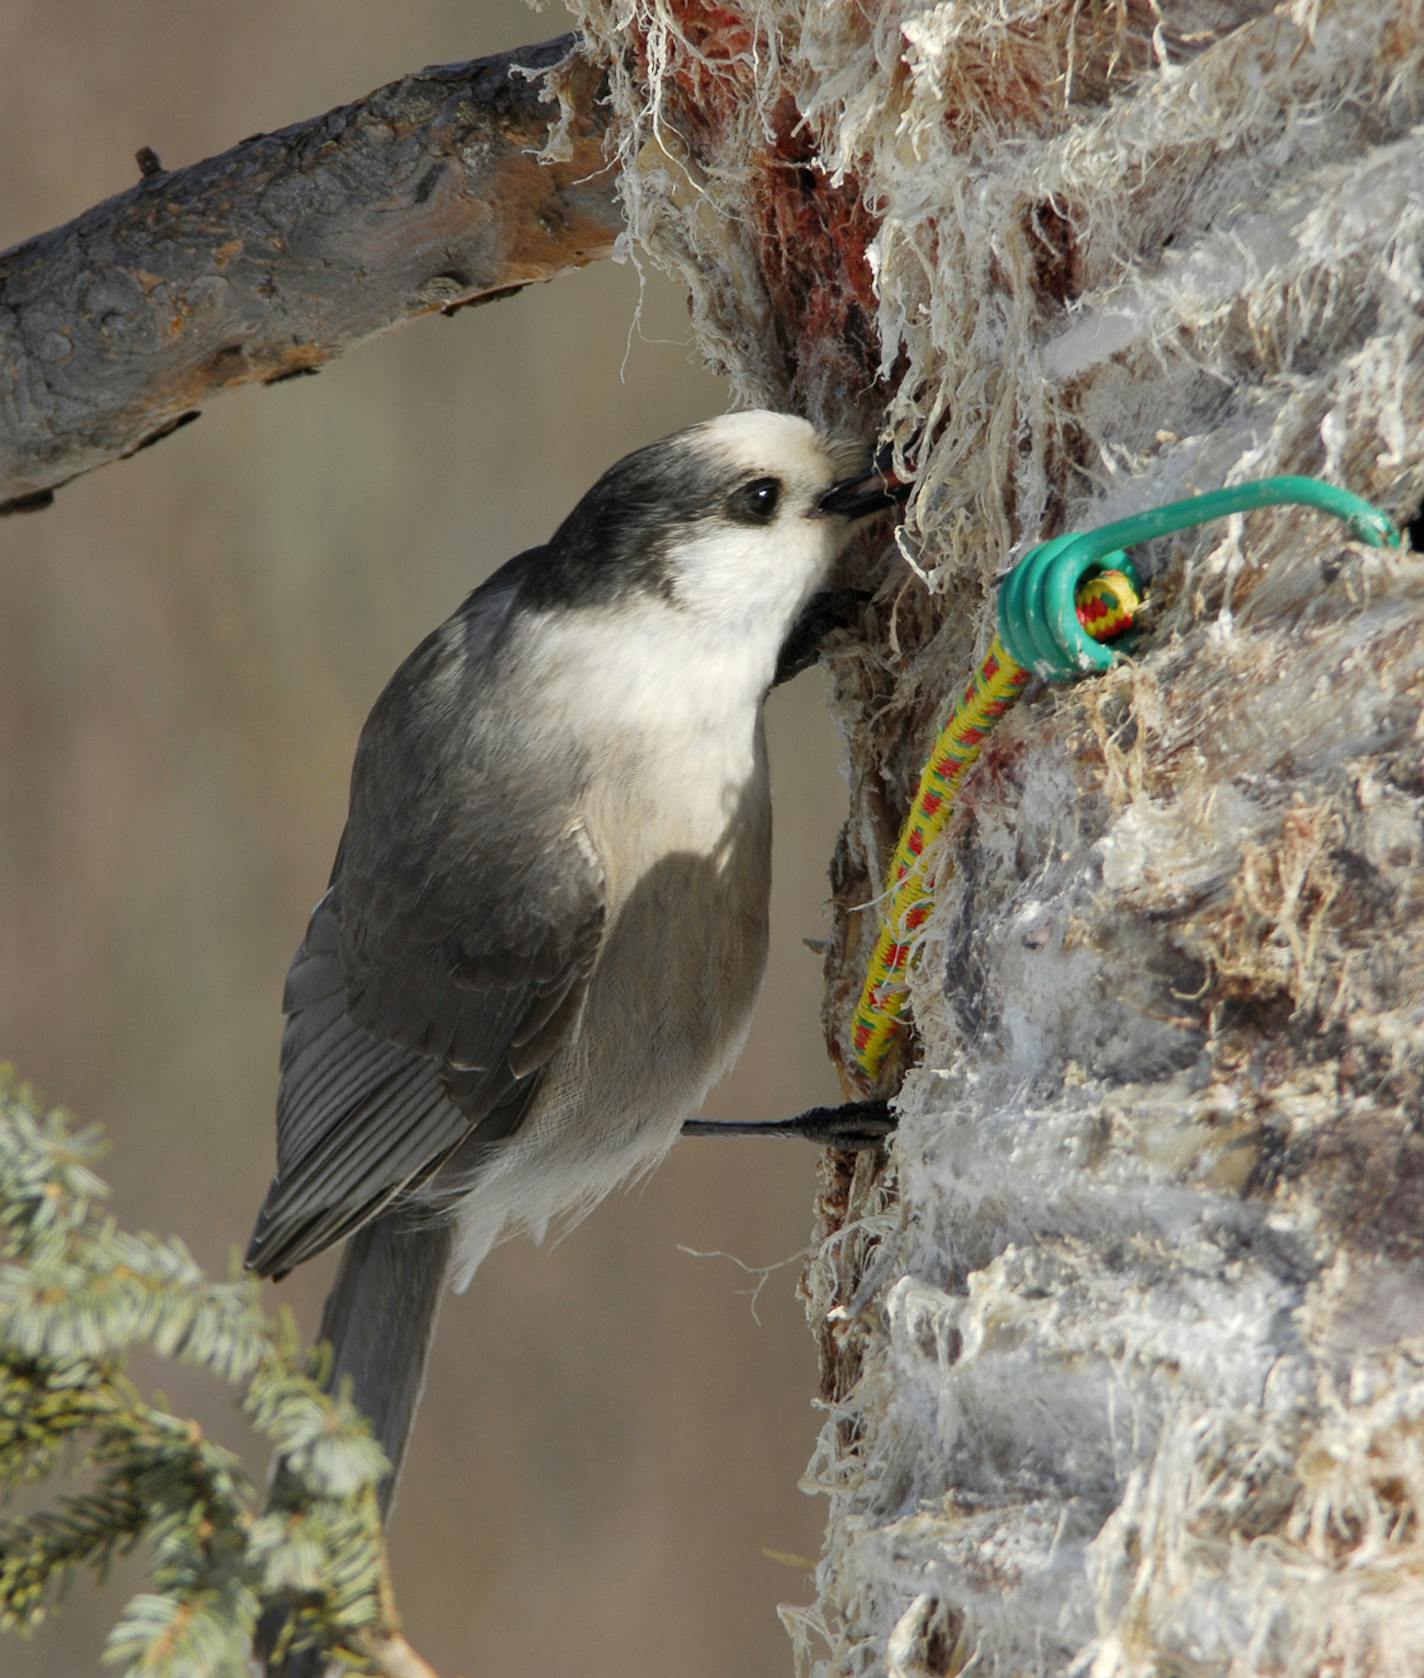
[246,557,606,1278]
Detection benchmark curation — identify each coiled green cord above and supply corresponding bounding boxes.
[852,474,1402,1078]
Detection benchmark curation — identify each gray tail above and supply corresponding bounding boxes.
[317,1210,454,1513]
[260,1211,454,1676]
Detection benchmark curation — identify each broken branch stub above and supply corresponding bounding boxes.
[0,34,622,512]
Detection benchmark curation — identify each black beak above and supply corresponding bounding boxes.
[817,460,913,520]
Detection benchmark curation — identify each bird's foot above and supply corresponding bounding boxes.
[773,588,872,686]
[682,1099,895,1149]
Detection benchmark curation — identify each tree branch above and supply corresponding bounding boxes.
[0,34,621,512]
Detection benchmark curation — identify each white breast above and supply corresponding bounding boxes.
[523,598,778,897]
[443,598,779,1288]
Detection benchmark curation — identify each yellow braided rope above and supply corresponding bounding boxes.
[851,569,1141,1079]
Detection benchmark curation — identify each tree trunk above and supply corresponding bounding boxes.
[0,35,619,511]
[575,1,1424,1671]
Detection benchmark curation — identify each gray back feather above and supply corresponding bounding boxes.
[246,550,605,1278]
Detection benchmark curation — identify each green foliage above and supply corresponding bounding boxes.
[0,1069,401,1676]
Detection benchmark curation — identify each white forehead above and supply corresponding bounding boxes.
[693,410,832,479]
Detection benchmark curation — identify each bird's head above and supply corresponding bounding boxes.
[528,410,904,640]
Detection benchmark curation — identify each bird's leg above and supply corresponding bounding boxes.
[682,1099,895,1149]
[773,588,872,687]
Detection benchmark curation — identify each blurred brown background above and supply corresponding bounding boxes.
[0,5,850,1674]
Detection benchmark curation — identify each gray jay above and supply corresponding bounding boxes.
[245,412,900,1576]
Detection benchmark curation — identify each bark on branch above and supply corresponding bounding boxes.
[0,34,621,512]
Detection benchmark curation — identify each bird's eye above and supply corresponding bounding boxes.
[728,476,782,525]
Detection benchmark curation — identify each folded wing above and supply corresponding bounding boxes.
[246,557,606,1277]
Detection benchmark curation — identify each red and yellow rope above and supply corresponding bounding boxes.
[851,568,1141,1078]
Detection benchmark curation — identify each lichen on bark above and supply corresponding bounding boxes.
[574,1,1424,1670]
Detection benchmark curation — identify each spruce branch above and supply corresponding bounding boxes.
[0,1068,439,1678]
